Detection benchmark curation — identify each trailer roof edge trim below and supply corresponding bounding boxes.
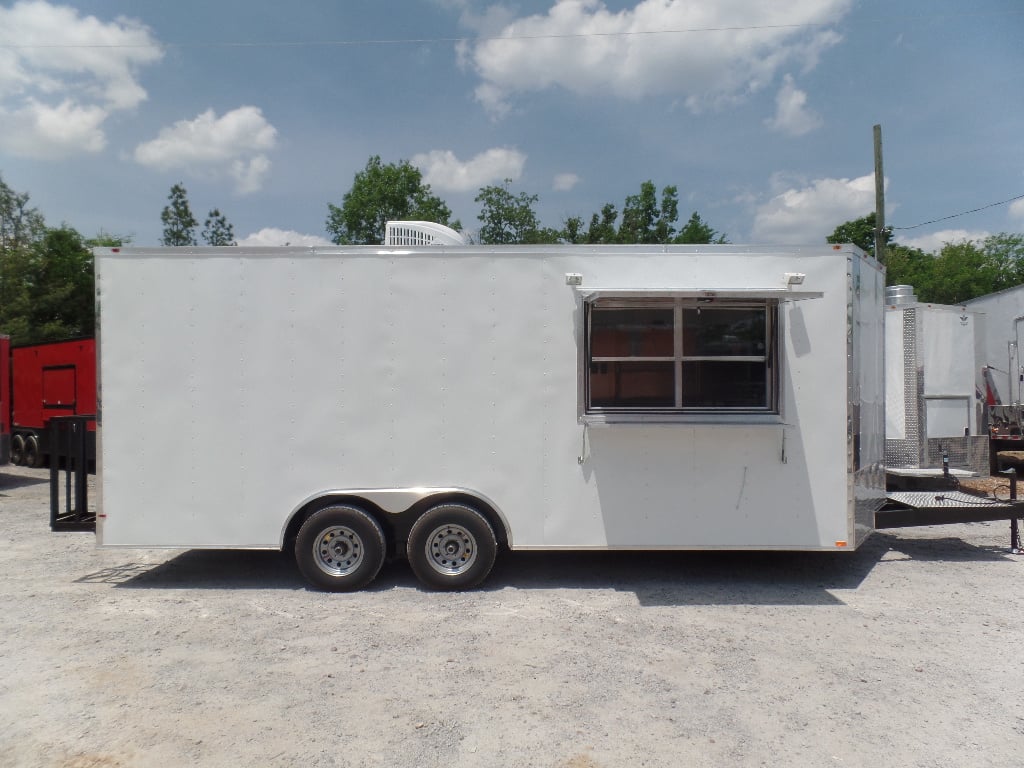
[577,287,824,301]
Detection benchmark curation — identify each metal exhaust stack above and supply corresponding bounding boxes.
[885,284,917,305]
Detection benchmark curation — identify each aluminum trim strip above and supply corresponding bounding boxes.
[578,288,824,301]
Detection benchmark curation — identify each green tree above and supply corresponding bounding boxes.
[827,212,891,256]
[0,173,46,252]
[618,181,679,244]
[0,174,47,342]
[25,226,95,341]
[561,215,585,244]
[326,156,453,245]
[0,175,111,343]
[981,233,1024,288]
[202,208,236,246]
[882,233,1024,303]
[585,203,619,244]
[160,183,198,246]
[674,211,727,244]
[882,243,933,292]
[86,230,131,248]
[475,181,559,244]
[924,240,997,304]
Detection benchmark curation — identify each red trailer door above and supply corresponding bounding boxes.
[42,365,78,413]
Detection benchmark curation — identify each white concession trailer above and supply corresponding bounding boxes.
[94,233,887,590]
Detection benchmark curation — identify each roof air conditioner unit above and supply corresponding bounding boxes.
[384,221,466,247]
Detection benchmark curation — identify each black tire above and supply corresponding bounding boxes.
[24,435,43,468]
[10,434,25,466]
[294,504,386,592]
[406,503,498,591]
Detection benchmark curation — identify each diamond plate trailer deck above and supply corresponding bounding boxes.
[878,489,1024,552]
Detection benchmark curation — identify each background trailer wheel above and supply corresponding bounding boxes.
[10,434,25,466]
[406,503,498,590]
[24,435,43,468]
[295,504,386,592]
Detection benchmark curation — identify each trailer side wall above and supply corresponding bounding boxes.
[96,245,884,551]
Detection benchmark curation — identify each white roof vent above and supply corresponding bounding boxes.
[384,221,466,247]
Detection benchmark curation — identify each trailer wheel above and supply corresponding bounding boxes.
[10,434,25,466]
[406,503,497,591]
[295,504,386,592]
[24,435,43,468]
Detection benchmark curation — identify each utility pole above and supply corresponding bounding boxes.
[873,124,885,262]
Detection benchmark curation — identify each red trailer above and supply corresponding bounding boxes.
[0,335,9,465]
[9,338,96,468]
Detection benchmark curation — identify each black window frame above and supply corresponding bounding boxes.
[584,297,780,416]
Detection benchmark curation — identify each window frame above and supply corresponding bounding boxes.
[583,296,781,420]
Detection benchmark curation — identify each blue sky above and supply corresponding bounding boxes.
[0,0,1021,250]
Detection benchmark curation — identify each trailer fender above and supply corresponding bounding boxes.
[281,487,512,554]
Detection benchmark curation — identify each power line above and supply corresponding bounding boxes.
[0,9,1021,50]
[893,193,1024,231]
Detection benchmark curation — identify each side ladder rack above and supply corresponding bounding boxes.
[49,415,96,531]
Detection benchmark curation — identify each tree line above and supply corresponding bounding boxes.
[161,156,730,248]
[826,213,1024,305]
[0,173,108,344]
[324,155,727,246]
[3,161,1024,345]
[159,182,236,246]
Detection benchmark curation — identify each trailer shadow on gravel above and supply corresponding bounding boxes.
[82,551,305,590]
[0,469,49,491]
[485,531,1017,607]
[87,527,1019,606]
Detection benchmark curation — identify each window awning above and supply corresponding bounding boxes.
[576,287,824,301]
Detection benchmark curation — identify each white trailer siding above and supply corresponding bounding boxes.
[95,245,884,552]
[884,300,986,474]
[965,284,1024,404]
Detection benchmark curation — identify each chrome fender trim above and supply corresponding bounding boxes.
[283,487,512,547]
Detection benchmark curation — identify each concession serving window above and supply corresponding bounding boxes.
[578,288,822,419]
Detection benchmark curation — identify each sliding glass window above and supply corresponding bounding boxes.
[586,299,778,414]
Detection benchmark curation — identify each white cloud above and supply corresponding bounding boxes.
[464,0,852,116]
[751,173,877,244]
[231,155,272,196]
[1009,198,1024,222]
[0,1,161,158]
[900,229,990,255]
[237,228,332,247]
[0,98,107,158]
[764,74,822,136]
[411,148,526,192]
[553,173,581,192]
[134,107,278,194]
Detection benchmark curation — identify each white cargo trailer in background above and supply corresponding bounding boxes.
[965,283,1024,406]
[94,233,886,590]
[884,286,988,480]
[964,285,1024,456]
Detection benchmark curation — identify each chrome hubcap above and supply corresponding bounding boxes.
[425,524,477,575]
[313,525,363,576]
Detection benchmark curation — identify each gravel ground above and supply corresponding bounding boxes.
[2,464,1023,768]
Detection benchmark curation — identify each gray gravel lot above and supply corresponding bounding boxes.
[2,464,1023,768]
